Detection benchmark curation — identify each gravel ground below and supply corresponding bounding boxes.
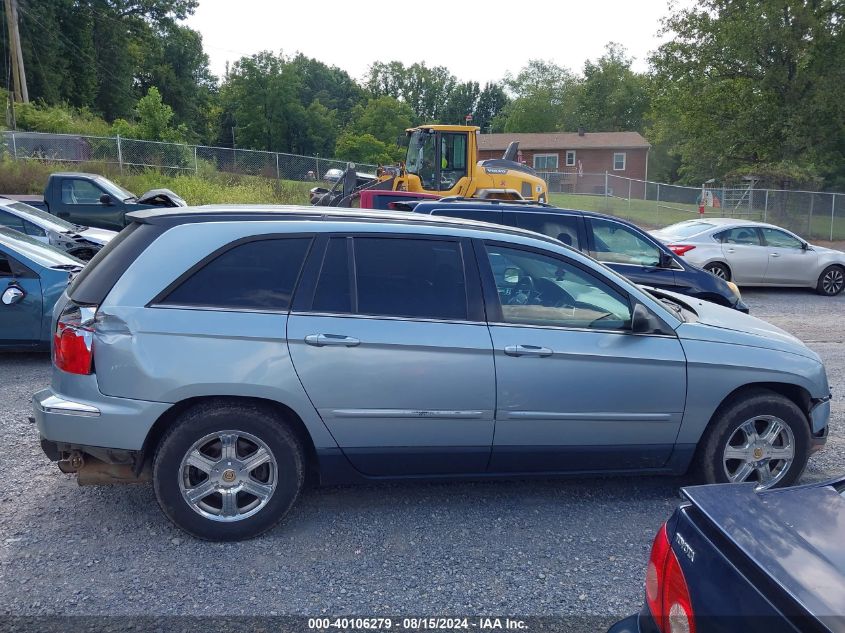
[0,288,842,620]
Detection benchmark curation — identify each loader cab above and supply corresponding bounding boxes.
[405,128,469,192]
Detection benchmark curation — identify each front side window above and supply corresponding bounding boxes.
[162,237,311,310]
[405,130,437,188]
[565,150,576,167]
[0,254,12,276]
[533,154,559,171]
[485,244,631,330]
[717,227,761,246]
[514,213,581,249]
[761,227,803,249]
[354,237,467,320]
[62,179,105,205]
[613,153,626,171]
[590,218,662,267]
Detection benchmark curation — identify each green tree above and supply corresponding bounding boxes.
[576,43,650,132]
[347,96,414,145]
[334,132,402,165]
[498,60,581,132]
[441,81,480,125]
[111,86,187,141]
[366,61,457,122]
[474,82,509,133]
[650,0,845,186]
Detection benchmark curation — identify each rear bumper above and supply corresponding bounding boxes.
[33,385,170,452]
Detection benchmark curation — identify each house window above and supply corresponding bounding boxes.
[613,152,626,171]
[533,154,559,171]
[565,150,576,167]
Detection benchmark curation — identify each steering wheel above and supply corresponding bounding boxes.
[507,274,541,305]
[533,277,577,309]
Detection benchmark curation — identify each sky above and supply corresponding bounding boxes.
[186,0,685,84]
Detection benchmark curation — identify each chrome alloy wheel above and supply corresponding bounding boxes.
[722,416,795,489]
[822,268,844,295]
[179,430,277,522]
[706,265,728,280]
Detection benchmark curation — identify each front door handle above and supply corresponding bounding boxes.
[504,344,553,357]
[725,248,735,253]
[305,333,360,347]
[770,253,780,258]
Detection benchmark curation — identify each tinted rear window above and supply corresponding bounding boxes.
[514,212,581,248]
[161,237,311,310]
[69,222,164,305]
[354,237,467,320]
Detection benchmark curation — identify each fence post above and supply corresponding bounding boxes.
[604,171,609,208]
[808,193,814,238]
[316,154,321,179]
[116,135,123,174]
[10,132,16,159]
[627,178,632,217]
[275,153,280,180]
[656,183,661,225]
[194,146,198,173]
[831,195,837,242]
[763,190,768,223]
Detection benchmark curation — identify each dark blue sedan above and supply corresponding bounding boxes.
[610,476,845,633]
[0,227,83,350]
[410,199,749,312]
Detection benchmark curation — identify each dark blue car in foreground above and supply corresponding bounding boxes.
[610,477,845,633]
[410,199,749,312]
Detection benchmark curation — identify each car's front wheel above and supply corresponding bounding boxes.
[153,401,304,541]
[704,262,731,281]
[816,265,844,296]
[697,389,810,490]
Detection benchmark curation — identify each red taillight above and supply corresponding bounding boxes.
[53,303,96,375]
[645,523,696,633]
[668,244,696,256]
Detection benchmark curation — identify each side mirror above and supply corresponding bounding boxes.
[659,252,675,268]
[1,286,24,305]
[802,242,810,251]
[99,194,112,205]
[631,303,663,334]
[503,267,521,284]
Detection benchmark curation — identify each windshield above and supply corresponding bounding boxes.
[657,220,716,240]
[0,228,83,269]
[405,130,436,179]
[96,177,135,201]
[3,201,78,232]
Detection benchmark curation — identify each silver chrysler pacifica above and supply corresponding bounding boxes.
[34,206,831,540]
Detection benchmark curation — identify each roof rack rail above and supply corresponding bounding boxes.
[435,196,553,208]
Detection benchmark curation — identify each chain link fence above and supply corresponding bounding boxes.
[539,170,845,241]
[3,131,843,241]
[1,130,376,183]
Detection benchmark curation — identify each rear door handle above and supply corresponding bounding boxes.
[504,344,553,357]
[305,333,360,347]
[725,248,735,253]
[770,253,780,258]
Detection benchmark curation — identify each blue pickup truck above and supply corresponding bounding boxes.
[610,477,845,633]
[9,172,186,232]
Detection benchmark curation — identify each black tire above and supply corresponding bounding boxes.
[816,264,844,296]
[696,388,810,489]
[153,400,304,541]
[704,262,731,281]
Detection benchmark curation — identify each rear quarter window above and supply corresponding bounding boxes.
[158,237,312,311]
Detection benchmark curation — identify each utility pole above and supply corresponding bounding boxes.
[4,0,28,103]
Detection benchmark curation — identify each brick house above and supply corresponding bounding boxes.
[477,130,650,196]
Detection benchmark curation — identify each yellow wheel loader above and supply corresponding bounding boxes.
[310,125,549,207]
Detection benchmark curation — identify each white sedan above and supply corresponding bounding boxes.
[0,198,116,261]
[651,218,845,296]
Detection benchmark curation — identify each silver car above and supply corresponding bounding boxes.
[0,198,116,261]
[651,218,845,296]
[34,207,831,540]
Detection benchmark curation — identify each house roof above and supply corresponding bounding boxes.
[477,131,650,151]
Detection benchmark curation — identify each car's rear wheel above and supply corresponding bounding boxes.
[704,262,731,281]
[697,389,810,490]
[816,265,844,296]
[153,401,304,541]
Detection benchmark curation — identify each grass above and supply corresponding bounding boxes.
[0,158,313,206]
[549,192,845,241]
[0,157,841,240]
